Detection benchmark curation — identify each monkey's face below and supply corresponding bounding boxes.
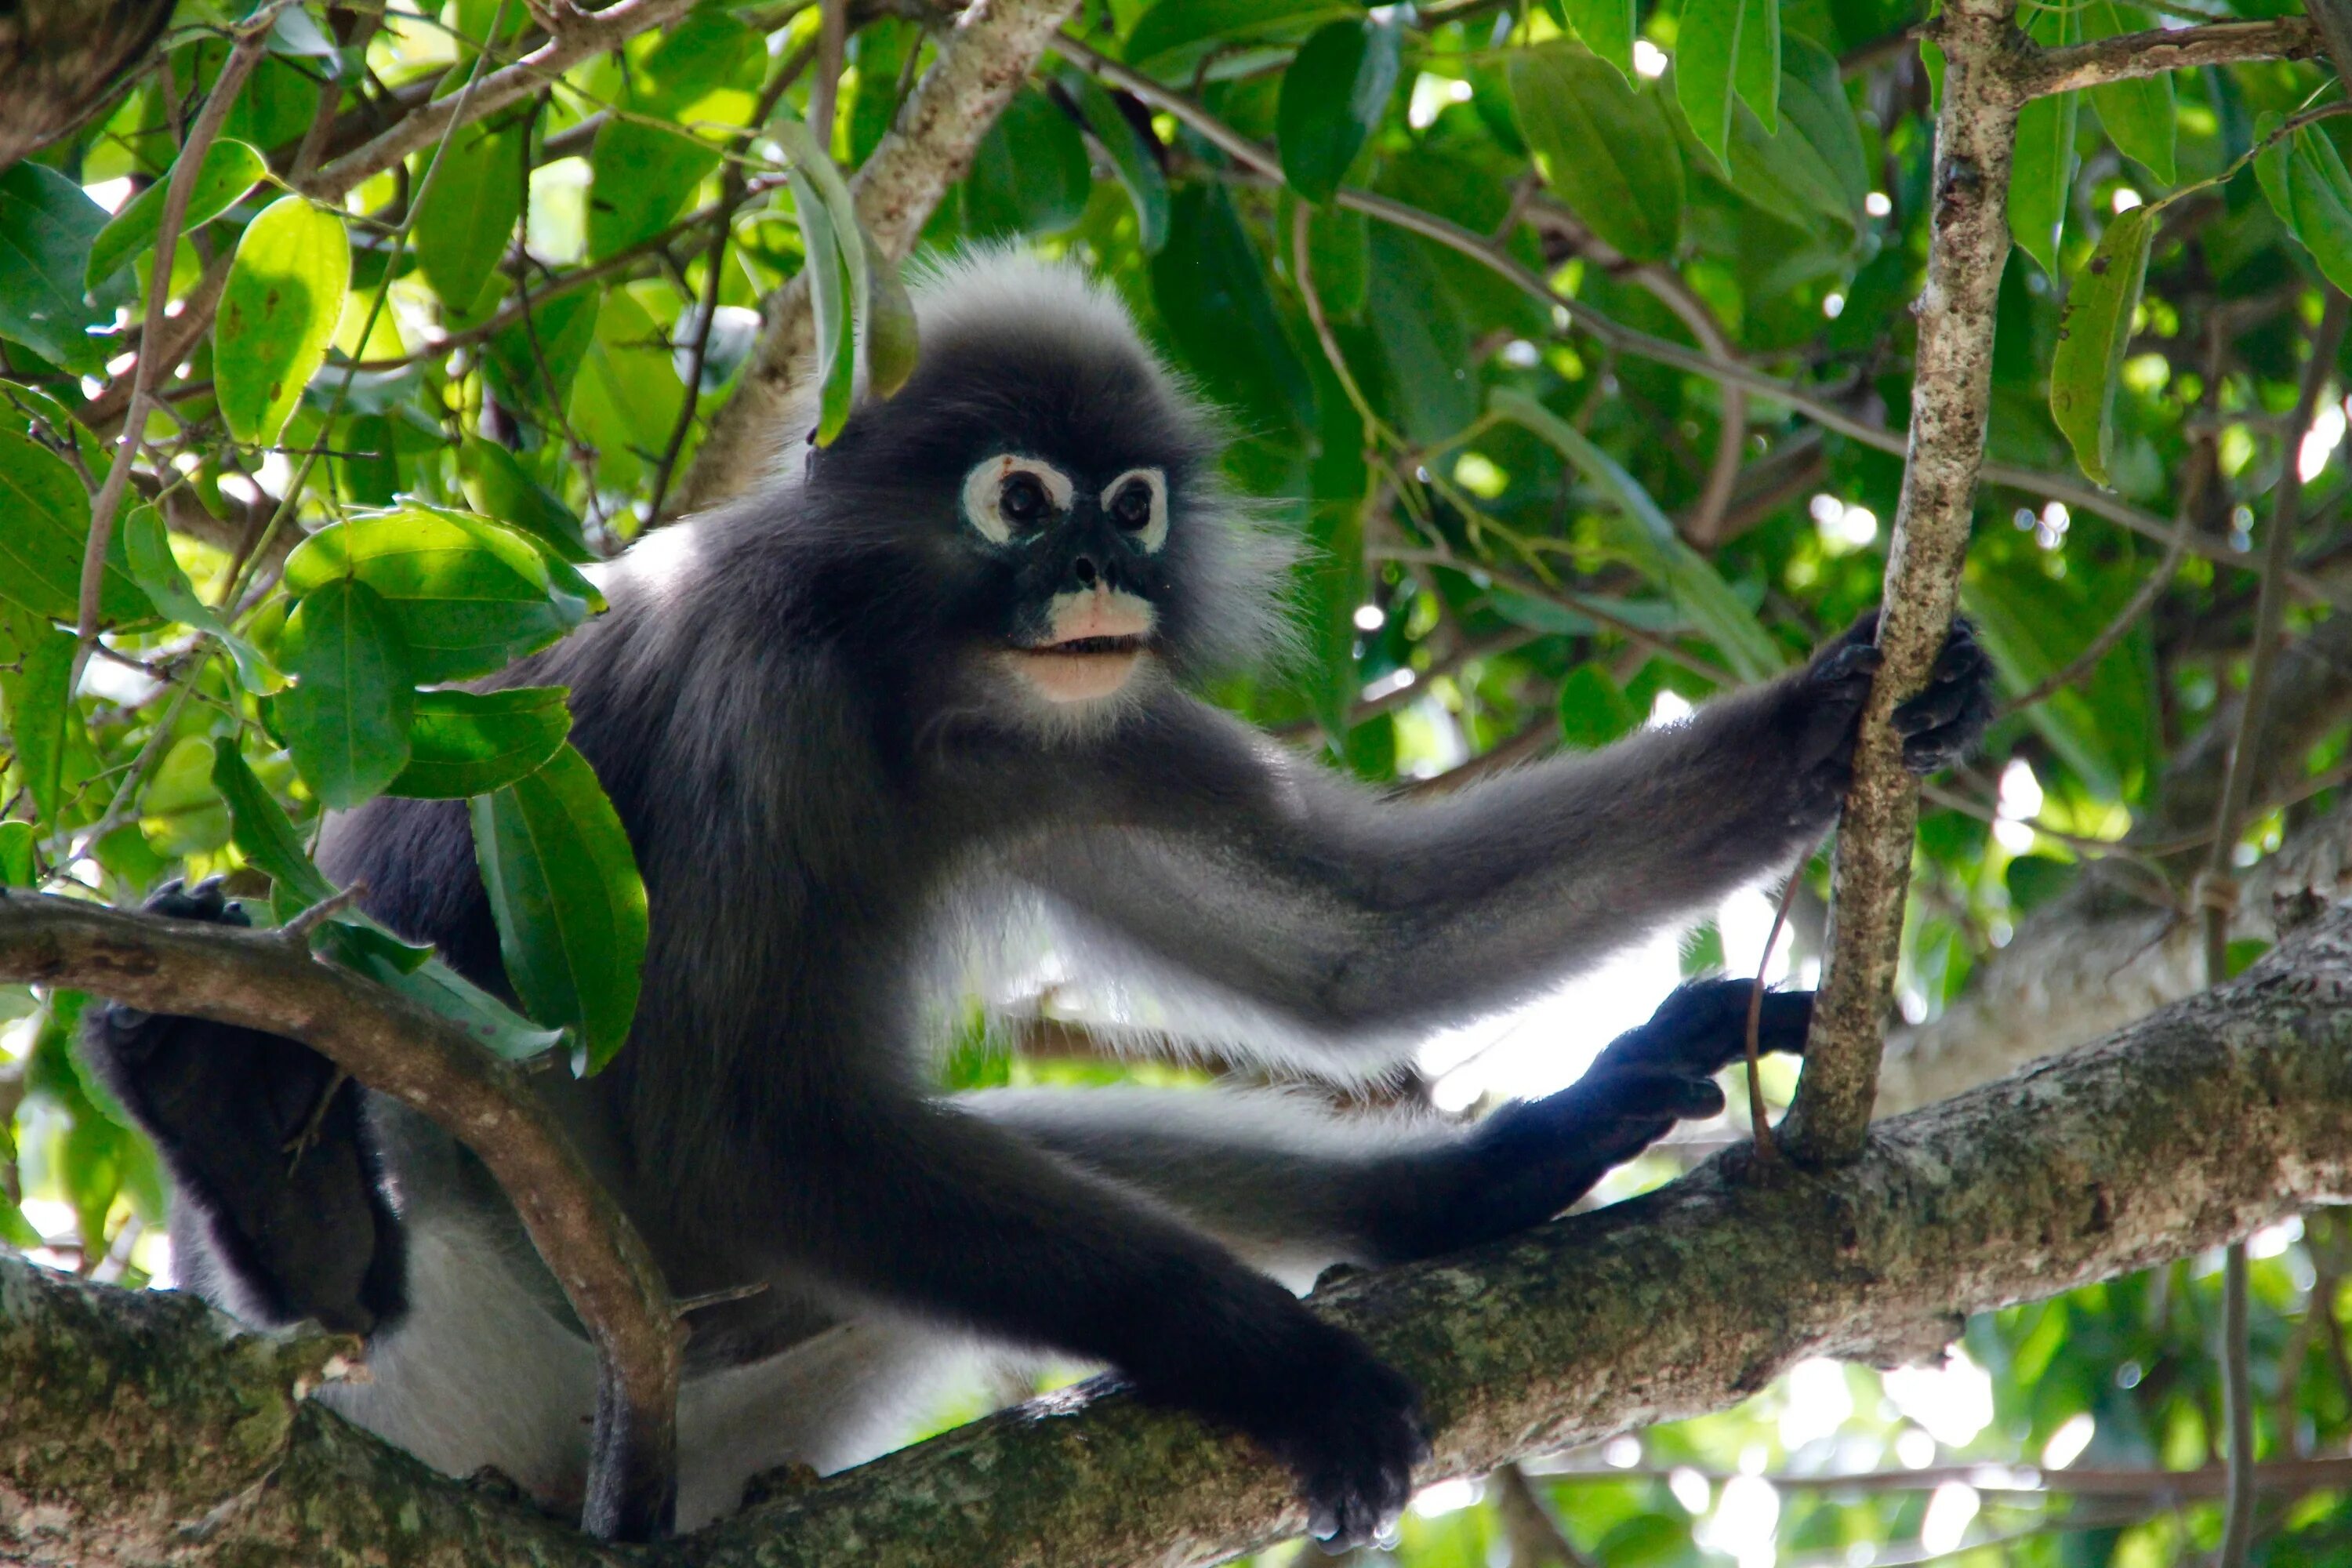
[958,452,1171,706]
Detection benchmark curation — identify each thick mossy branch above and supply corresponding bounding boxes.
[12,907,2352,1567]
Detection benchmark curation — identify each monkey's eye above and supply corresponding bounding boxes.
[1000,472,1050,525]
[1098,467,1168,552]
[1109,481,1153,531]
[961,456,1073,544]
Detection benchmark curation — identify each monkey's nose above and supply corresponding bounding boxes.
[1072,554,1099,587]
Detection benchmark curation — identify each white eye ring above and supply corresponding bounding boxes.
[1101,467,1168,552]
[962,456,1073,543]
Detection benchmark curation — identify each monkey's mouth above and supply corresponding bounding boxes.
[1008,633,1149,703]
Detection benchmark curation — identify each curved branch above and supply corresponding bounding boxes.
[14,903,2352,1565]
[0,891,682,1541]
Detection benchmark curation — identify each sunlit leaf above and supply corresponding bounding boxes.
[1561,0,1635,78]
[415,116,525,313]
[459,436,593,563]
[140,735,230,857]
[271,577,414,809]
[471,742,648,1071]
[1278,19,1402,205]
[284,505,591,683]
[2049,204,2153,487]
[216,194,350,447]
[585,118,717,261]
[1675,0,1780,169]
[1512,45,1682,263]
[2261,119,2352,297]
[2084,1,2176,185]
[2008,6,2079,276]
[0,604,73,826]
[390,687,573,798]
[86,139,267,290]
[0,820,31,887]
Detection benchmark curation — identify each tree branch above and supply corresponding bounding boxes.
[2016,16,2321,98]
[1782,0,2022,1163]
[673,0,1087,512]
[15,902,2352,1565]
[0,891,683,1541]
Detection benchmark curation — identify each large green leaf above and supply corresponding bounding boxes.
[1675,0,1780,169]
[216,194,350,447]
[271,577,415,809]
[1367,227,1475,444]
[1151,185,1316,435]
[140,735,230,857]
[415,115,525,312]
[2049,204,2153,487]
[389,687,573,798]
[2258,118,2352,298]
[0,426,151,623]
[1494,390,1784,680]
[0,820,32,887]
[2084,1,2175,184]
[0,162,113,372]
[1512,45,1682,263]
[484,289,599,419]
[1065,70,1170,252]
[960,86,1091,238]
[209,742,332,905]
[1559,662,1639,750]
[470,742,648,1071]
[777,122,863,446]
[284,505,592,683]
[585,118,718,261]
[1279,20,1402,205]
[1963,561,2155,798]
[86,139,267,290]
[2009,6,2079,276]
[122,504,283,691]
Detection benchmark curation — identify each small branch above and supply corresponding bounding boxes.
[303,0,702,203]
[1492,1464,1595,1568]
[2016,16,2321,99]
[0,891,684,1543]
[277,882,368,946]
[73,2,280,692]
[1782,0,2025,1164]
[1743,852,1809,1166]
[808,0,848,148]
[676,0,1088,511]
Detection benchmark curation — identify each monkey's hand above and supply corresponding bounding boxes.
[1372,980,1813,1265]
[1784,612,1995,821]
[1131,1284,1428,1551]
[90,877,252,1038]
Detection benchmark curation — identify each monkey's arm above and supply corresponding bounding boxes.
[969,982,1809,1265]
[751,1080,1426,1545]
[1026,621,1987,1044]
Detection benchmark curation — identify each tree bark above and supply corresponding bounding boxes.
[13,903,2352,1567]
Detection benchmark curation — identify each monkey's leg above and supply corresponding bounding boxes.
[972,981,1810,1268]
[757,1090,1428,1546]
[82,879,405,1335]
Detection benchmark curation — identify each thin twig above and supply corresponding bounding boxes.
[809,0,848,147]
[2200,287,2350,1568]
[278,883,369,946]
[1744,850,1811,1167]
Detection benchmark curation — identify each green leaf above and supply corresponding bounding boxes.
[86,139,267,290]
[484,289,599,419]
[1963,562,2154,797]
[1775,34,1870,217]
[0,605,72,826]
[1367,227,1475,443]
[390,687,573,798]
[1559,662,1639,750]
[0,163,113,372]
[141,735,231,857]
[959,86,1091,238]
[1511,45,1682,263]
[123,504,285,691]
[414,116,525,312]
[1,379,110,473]
[271,578,416,809]
[284,505,590,683]
[1305,203,1369,317]
[1561,0,1635,78]
[210,742,333,904]
[1125,0,1352,71]
[470,742,648,1071]
[865,239,921,399]
[775,115,867,446]
[2264,123,2352,298]
[1151,184,1317,435]
[1675,0,1780,169]
[1494,389,1784,679]
[0,820,32,886]
[2008,6,2079,276]
[585,119,718,261]
[1279,20,1402,205]
[458,436,593,562]
[1065,70,1170,252]
[2049,203,2153,487]
[2084,2,2175,185]
[0,426,152,622]
[216,194,350,447]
